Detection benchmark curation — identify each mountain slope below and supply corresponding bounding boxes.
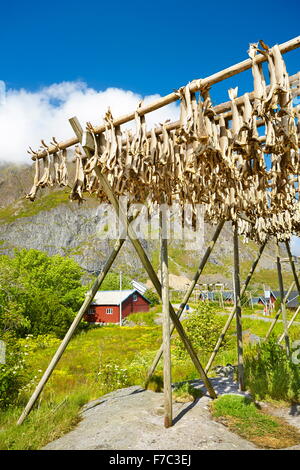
[0,163,293,291]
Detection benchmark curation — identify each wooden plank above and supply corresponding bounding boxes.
[160,204,172,427]
[276,242,290,355]
[265,279,296,340]
[233,223,245,391]
[144,219,225,387]
[278,305,300,344]
[32,36,300,160]
[205,240,267,373]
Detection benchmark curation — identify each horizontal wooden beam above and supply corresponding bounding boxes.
[31,36,300,160]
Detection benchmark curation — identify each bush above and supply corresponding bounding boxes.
[96,358,131,393]
[173,303,228,358]
[0,333,29,408]
[144,289,160,307]
[244,338,300,402]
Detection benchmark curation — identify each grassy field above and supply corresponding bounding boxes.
[1,306,300,450]
[211,395,300,449]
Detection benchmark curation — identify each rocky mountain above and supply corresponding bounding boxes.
[0,163,293,291]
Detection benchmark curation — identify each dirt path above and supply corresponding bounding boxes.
[43,378,258,450]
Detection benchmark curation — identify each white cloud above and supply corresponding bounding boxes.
[0,81,180,164]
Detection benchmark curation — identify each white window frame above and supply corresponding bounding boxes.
[106,307,113,314]
[133,294,138,302]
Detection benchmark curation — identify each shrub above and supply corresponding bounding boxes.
[96,358,131,393]
[144,289,160,307]
[172,382,202,402]
[173,303,228,358]
[0,333,29,408]
[244,338,300,402]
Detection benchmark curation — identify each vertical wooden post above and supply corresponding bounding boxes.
[160,202,172,428]
[144,219,224,387]
[276,241,290,356]
[233,223,245,391]
[205,240,267,373]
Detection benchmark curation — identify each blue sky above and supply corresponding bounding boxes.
[1,0,299,102]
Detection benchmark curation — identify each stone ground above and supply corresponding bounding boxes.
[40,378,268,451]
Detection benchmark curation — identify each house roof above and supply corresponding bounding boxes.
[131,279,148,294]
[252,296,266,305]
[271,291,299,308]
[91,289,150,306]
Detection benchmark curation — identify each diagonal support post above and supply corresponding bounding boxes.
[70,117,217,400]
[265,278,296,340]
[144,219,225,387]
[205,239,267,373]
[275,241,290,355]
[277,241,300,345]
[233,222,245,391]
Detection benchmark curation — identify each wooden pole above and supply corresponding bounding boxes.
[276,242,290,355]
[278,305,300,344]
[233,222,245,391]
[144,219,225,387]
[205,240,267,373]
[277,241,300,343]
[285,240,300,295]
[17,235,127,425]
[31,37,300,160]
[160,202,172,428]
[265,279,296,340]
[69,116,217,399]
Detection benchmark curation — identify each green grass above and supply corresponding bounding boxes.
[127,311,157,326]
[0,191,71,225]
[211,394,300,448]
[1,309,299,450]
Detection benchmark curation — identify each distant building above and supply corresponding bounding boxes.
[84,289,151,324]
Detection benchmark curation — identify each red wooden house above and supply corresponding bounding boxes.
[84,289,151,324]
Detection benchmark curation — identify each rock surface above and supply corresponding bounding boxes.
[43,379,257,451]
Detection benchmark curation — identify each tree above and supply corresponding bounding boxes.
[143,289,160,306]
[0,249,86,338]
[98,272,132,291]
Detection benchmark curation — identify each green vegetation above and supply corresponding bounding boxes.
[127,311,157,326]
[0,249,86,339]
[211,394,300,449]
[244,338,300,402]
[0,191,71,225]
[143,289,160,306]
[0,275,300,449]
[173,303,230,358]
[98,272,132,291]
[172,382,202,403]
